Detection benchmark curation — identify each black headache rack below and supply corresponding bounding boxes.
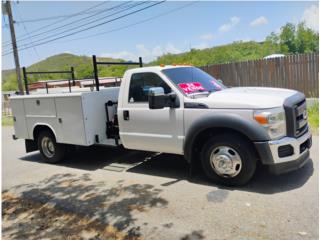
[92,54,143,91]
[23,67,76,95]
[92,55,143,144]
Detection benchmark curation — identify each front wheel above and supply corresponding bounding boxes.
[37,131,66,163]
[201,133,257,186]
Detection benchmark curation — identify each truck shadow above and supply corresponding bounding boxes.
[127,153,315,195]
[2,173,168,239]
[20,146,314,194]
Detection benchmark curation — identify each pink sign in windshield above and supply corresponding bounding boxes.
[178,82,205,94]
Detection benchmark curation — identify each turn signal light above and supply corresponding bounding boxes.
[254,115,268,125]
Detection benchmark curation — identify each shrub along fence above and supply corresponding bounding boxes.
[200,53,319,97]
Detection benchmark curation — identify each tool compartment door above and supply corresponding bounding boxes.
[10,99,29,139]
[55,96,87,145]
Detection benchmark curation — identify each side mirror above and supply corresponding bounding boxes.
[148,87,180,109]
[148,87,165,109]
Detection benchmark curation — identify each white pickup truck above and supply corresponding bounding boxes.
[10,65,312,186]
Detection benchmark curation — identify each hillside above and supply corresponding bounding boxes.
[2,53,128,91]
[2,69,15,84]
[2,42,270,91]
[2,22,318,91]
[152,22,318,66]
[151,41,267,66]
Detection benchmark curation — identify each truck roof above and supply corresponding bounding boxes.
[126,65,192,74]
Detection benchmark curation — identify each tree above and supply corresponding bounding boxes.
[262,32,281,55]
[266,32,280,44]
[277,22,319,54]
[280,23,297,53]
[295,22,319,53]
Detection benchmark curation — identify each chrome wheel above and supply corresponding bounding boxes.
[210,146,242,178]
[41,136,55,158]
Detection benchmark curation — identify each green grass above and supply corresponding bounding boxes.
[2,116,13,126]
[308,101,319,134]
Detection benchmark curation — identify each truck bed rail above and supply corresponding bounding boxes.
[23,67,75,95]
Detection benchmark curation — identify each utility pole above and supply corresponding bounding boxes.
[5,0,24,94]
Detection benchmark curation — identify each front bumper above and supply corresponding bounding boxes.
[255,130,312,174]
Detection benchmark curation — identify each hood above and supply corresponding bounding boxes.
[193,87,298,109]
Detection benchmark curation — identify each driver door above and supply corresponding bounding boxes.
[118,72,184,154]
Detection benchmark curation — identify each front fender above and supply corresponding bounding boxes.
[184,113,270,162]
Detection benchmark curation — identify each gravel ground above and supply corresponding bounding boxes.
[2,127,319,240]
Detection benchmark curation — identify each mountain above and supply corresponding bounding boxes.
[2,42,269,91]
[3,19,318,91]
[2,53,128,91]
[2,69,15,84]
[151,41,267,66]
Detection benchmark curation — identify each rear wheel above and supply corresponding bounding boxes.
[201,133,256,186]
[37,131,66,163]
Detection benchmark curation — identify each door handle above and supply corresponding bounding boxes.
[123,110,129,121]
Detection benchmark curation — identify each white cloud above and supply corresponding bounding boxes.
[102,43,182,62]
[274,27,281,34]
[136,44,150,58]
[164,43,181,54]
[219,16,240,33]
[192,42,208,50]
[102,51,137,61]
[200,33,214,41]
[301,4,319,32]
[250,16,268,27]
[235,37,252,42]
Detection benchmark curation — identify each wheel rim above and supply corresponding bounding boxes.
[209,146,242,178]
[41,136,55,158]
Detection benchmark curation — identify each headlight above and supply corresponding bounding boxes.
[253,107,286,140]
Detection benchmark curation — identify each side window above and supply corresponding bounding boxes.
[128,72,171,103]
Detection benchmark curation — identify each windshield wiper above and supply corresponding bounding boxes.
[188,90,210,98]
[188,90,210,94]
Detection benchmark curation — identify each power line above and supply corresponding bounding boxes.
[4,1,141,49]
[14,4,112,23]
[2,1,141,49]
[66,1,198,43]
[15,2,41,61]
[2,1,110,47]
[5,1,197,50]
[3,1,165,56]
[15,1,155,24]
[2,1,108,46]
[17,1,148,49]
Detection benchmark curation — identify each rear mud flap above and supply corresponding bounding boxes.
[25,139,38,153]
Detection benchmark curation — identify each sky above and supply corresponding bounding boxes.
[1,1,319,70]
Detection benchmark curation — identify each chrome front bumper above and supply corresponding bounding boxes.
[254,129,312,174]
[268,130,312,164]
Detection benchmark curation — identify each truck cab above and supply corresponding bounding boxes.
[118,65,312,185]
[10,64,312,186]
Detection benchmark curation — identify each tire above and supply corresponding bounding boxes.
[37,130,66,163]
[201,133,256,186]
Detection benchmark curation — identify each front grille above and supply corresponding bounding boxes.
[295,100,308,137]
[283,92,308,138]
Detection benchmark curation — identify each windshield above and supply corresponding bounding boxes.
[162,67,225,95]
